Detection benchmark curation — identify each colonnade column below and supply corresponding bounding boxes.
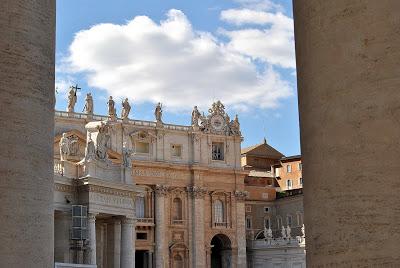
[293,0,400,266]
[87,213,97,265]
[234,191,247,267]
[0,1,55,267]
[121,217,136,268]
[155,184,168,268]
[114,219,121,268]
[188,186,207,267]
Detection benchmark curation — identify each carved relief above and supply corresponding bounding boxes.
[234,190,249,201]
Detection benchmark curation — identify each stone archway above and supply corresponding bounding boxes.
[210,234,232,268]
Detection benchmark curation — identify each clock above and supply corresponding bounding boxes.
[210,115,225,131]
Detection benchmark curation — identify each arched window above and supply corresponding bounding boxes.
[287,215,293,227]
[214,200,224,223]
[173,254,183,268]
[135,196,145,218]
[173,198,182,221]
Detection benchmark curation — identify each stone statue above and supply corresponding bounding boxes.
[267,227,273,239]
[281,226,287,238]
[301,224,305,237]
[122,142,132,167]
[230,114,241,136]
[83,93,93,114]
[286,225,292,239]
[155,102,163,123]
[191,106,201,127]
[59,133,69,161]
[107,96,116,117]
[96,123,110,160]
[121,98,131,120]
[85,133,96,161]
[67,86,77,113]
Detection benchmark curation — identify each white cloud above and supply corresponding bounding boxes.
[220,7,295,68]
[233,0,283,11]
[63,9,291,111]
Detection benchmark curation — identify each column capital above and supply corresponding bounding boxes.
[155,184,169,196]
[88,213,97,221]
[186,186,208,199]
[234,190,249,202]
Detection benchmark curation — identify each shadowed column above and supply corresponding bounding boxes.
[293,0,400,266]
[0,0,55,267]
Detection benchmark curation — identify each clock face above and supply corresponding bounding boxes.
[211,115,225,131]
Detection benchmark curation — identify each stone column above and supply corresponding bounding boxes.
[87,213,97,265]
[121,217,136,268]
[155,185,168,268]
[114,219,122,268]
[0,1,55,267]
[234,191,247,267]
[293,0,400,266]
[187,186,207,268]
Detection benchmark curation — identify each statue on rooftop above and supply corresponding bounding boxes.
[107,96,116,118]
[191,106,201,127]
[59,133,69,161]
[96,122,110,160]
[301,224,305,238]
[122,142,132,167]
[155,102,163,123]
[83,93,93,114]
[121,98,131,120]
[67,86,77,113]
[230,114,241,136]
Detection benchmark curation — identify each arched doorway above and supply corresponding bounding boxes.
[210,234,232,268]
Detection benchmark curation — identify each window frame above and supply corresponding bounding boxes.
[211,142,225,161]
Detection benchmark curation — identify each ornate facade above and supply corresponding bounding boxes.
[53,100,247,268]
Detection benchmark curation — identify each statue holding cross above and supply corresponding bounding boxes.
[67,84,80,113]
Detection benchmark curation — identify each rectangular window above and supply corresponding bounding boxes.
[277,217,282,229]
[262,193,269,199]
[212,142,224,161]
[264,207,270,213]
[264,218,270,228]
[286,179,292,189]
[135,196,145,218]
[171,144,182,158]
[245,205,252,213]
[136,232,147,240]
[287,164,292,173]
[299,178,303,186]
[246,217,252,229]
[298,162,302,170]
[136,141,149,154]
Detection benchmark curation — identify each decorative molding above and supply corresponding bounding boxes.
[121,217,137,225]
[186,186,208,199]
[79,184,135,198]
[54,183,76,193]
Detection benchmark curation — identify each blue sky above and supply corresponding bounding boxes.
[56,0,300,156]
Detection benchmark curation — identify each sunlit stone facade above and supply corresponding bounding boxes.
[53,100,247,268]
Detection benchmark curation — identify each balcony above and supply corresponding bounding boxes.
[214,222,228,228]
[136,218,154,226]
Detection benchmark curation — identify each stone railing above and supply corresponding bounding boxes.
[55,110,190,132]
[250,236,305,249]
[214,222,228,228]
[172,219,185,225]
[54,159,64,176]
[136,218,154,226]
[55,263,97,268]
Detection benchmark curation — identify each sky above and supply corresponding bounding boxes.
[55,0,300,156]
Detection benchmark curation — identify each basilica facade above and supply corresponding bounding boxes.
[53,95,247,268]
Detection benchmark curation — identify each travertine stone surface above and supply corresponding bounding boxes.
[293,0,400,266]
[0,0,55,267]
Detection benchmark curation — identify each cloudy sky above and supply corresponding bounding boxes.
[56,0,300,156]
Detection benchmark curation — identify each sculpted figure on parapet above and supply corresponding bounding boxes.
[155,102,163,123]
[121,98,131,120]
[122,142,132,167]
[67,86,77,113]
[107,96,116,117]
[83,93,93,114]
[191,106,201,127]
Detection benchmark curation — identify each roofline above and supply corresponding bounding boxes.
[280,155,301,161]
